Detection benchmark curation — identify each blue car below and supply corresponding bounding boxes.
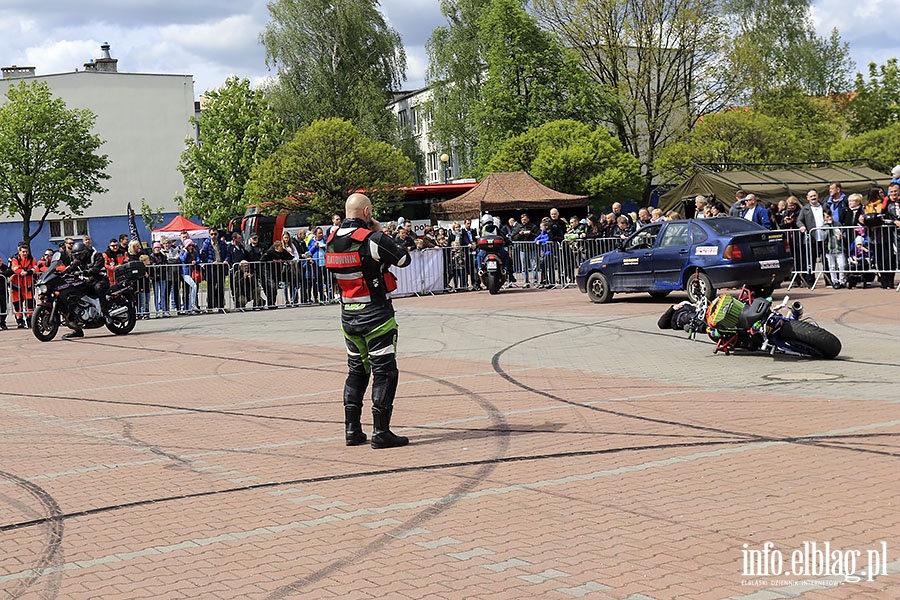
[575,217,793,303]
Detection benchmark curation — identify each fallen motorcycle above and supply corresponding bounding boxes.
[659,287,841,359]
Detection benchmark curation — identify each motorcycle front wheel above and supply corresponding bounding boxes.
[106,302,137,335]
[31,305,59,342]
[778,320,841,359]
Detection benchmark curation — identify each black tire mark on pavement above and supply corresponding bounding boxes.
[2,309,895,596]
[5,430,895,537]
[0,470,64,599]
[489,321,900,457]
[263,369,511,598]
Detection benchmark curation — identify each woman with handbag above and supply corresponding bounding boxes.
[279,231,302,306]
[307,227,328,303]
[179,239,201,313]
[262,239,293,307]
[149,241,170,317]
[863,187,891,288]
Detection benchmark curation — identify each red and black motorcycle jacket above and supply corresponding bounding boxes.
[326,218,410,328]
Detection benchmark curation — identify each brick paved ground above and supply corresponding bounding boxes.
[1,285,898,599]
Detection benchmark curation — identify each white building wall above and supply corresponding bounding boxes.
[0,70,195,223]
[388,88,459,184]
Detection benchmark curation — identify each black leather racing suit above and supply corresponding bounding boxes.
[67,251,110,330]
[325,218,411,430]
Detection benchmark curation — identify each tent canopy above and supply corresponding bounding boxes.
[658,165,891,214]
[151,215,208,242]
[430,171,588,222]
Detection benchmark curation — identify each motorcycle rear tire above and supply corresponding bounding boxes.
[31,305,59,342]
[486,272,502,295]
[778,320,841,359]
[106,302,137,335]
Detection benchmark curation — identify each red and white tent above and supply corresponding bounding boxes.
[151,215,208,243]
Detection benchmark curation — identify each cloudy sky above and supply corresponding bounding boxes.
[0,0,895,98]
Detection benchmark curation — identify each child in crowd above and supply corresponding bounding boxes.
[822,212,847,289]
[450,240,466,291]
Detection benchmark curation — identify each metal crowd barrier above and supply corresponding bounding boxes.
[4,230,897,328]
[782,224,899,290]
[138,260,339,315]
[390,238,622,295]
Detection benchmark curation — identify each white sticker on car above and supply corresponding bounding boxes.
[695,246,718,255]
[759,260,779,269]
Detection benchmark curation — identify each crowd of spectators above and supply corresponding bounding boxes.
[693,180,900,290]
[377,204,689,290]
[3,184,898,327]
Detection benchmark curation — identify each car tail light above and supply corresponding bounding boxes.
[723,243,742,260]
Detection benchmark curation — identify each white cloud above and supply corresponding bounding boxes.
[23,39,99,74]
[811,0,900,70]
[381,0,446,48]
[13,0,895,102]
[404,46,429,90]
[162,15,257,52]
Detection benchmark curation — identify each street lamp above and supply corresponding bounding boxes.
[440,153,449,184]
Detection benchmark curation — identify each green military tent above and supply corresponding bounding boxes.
[658,165,891,216]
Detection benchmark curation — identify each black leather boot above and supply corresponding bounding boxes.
[345,406,367,446]
[371,408,408,449]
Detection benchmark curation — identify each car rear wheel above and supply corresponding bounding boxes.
[686,271,716,303]
[586,272,612,303]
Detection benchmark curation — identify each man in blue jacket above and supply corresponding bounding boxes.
[199,228,230,312]
[740,194,771,229]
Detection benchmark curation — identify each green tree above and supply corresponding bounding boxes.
[654,110,800,180]
[654,90,842,180]
[843,59,900,135]
[140,198,166,232]
[722,0,853,99]
[178,76,284,228]
[426,0,490,175]
[261,0,406,141]
[473,0,610,167]
[534,0,731,199]
[751,87,843,157]
[0,81,109,249]
[830,122,900,167]
[486,119,644,204]
[245,118,413,222]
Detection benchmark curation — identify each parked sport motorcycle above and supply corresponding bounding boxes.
[476,234,508,295]
[664,287,841,359]
[31,256,138,342]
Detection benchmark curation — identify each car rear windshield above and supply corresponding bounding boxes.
[703,217,766,235]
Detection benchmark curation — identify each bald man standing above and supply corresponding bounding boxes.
[326,194,412,448]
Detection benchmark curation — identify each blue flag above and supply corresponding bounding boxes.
[127,203,142,246]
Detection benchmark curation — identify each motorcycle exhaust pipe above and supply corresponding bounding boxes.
[790,301,803,320]
[108,306,128,317]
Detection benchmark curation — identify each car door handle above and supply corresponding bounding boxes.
[679,249,689,254]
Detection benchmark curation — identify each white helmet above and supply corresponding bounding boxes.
[480,213,493,226]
